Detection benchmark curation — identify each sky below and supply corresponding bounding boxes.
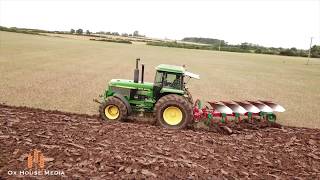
[0,0,319,49]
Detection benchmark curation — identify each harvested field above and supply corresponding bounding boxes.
[0,105,319,179]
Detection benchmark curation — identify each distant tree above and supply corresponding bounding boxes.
[121,33,128,37]
[290,47,298,56]
[86,30,91,35]
[8,27,18,32]
[311,45,320,58]
[182,37,226,46]
[297,49,308,57]
[112,32,119,36]
[280,49,287,56]
[70,29,75,34]
[133,30,139,36]
[76,29,83,34]
[240,42,250,50]
[255,48,262,53]
[280,47,298,56]
[291,47,297,51]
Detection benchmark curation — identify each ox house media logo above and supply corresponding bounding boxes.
[7,149,65,177]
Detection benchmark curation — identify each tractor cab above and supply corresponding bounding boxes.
[153,64,200,100]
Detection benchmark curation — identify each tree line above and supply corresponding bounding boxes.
[70,29,91,35]
[1,26,318,58]
[182,37,320,58]
[0,26,144,39]
[69,29,144,37]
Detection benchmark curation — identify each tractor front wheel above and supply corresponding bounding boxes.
[99,97,127,122]
[155,94,193,129]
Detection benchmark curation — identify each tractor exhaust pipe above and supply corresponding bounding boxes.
[134,58,140,83]
[141,64,144,83]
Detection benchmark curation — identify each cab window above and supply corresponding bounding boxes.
[154,71,164,84]
[163,73,182,89]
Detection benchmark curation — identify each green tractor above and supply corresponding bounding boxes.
[97,58,200,129]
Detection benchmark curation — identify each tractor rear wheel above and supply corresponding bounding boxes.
[155,94,193,129]
[99,96,127,122]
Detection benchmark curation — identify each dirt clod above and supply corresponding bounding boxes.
[141,169,157,177]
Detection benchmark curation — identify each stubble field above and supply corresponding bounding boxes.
[0,31,319,128]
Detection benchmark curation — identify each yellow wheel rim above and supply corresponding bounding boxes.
[163,106,183,125]
[105,105,120,120]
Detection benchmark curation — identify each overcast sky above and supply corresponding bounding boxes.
[0,0,319,49]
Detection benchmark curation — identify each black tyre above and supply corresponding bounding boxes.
[99,96,127,121]
[155,94,193,129]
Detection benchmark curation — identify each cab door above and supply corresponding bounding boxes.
[153,71,164,100]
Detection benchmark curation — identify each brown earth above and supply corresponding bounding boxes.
[0,104,319,179]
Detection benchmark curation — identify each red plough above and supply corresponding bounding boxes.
[193,99,285,126]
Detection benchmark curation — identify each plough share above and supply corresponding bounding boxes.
[193,99,285,125]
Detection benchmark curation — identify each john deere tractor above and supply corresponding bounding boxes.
[97,58,200,129]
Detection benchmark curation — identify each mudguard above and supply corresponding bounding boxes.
[113,94,132,115]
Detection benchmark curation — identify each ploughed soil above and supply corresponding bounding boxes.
[0,104,319,179]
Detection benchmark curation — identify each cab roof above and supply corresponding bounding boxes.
[156,64,185,73]
[156,64,200,79]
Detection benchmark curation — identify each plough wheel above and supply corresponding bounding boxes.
[266,114,277,122]
[155,94,193,129]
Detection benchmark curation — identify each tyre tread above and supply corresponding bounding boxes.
[154,94,193,129]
